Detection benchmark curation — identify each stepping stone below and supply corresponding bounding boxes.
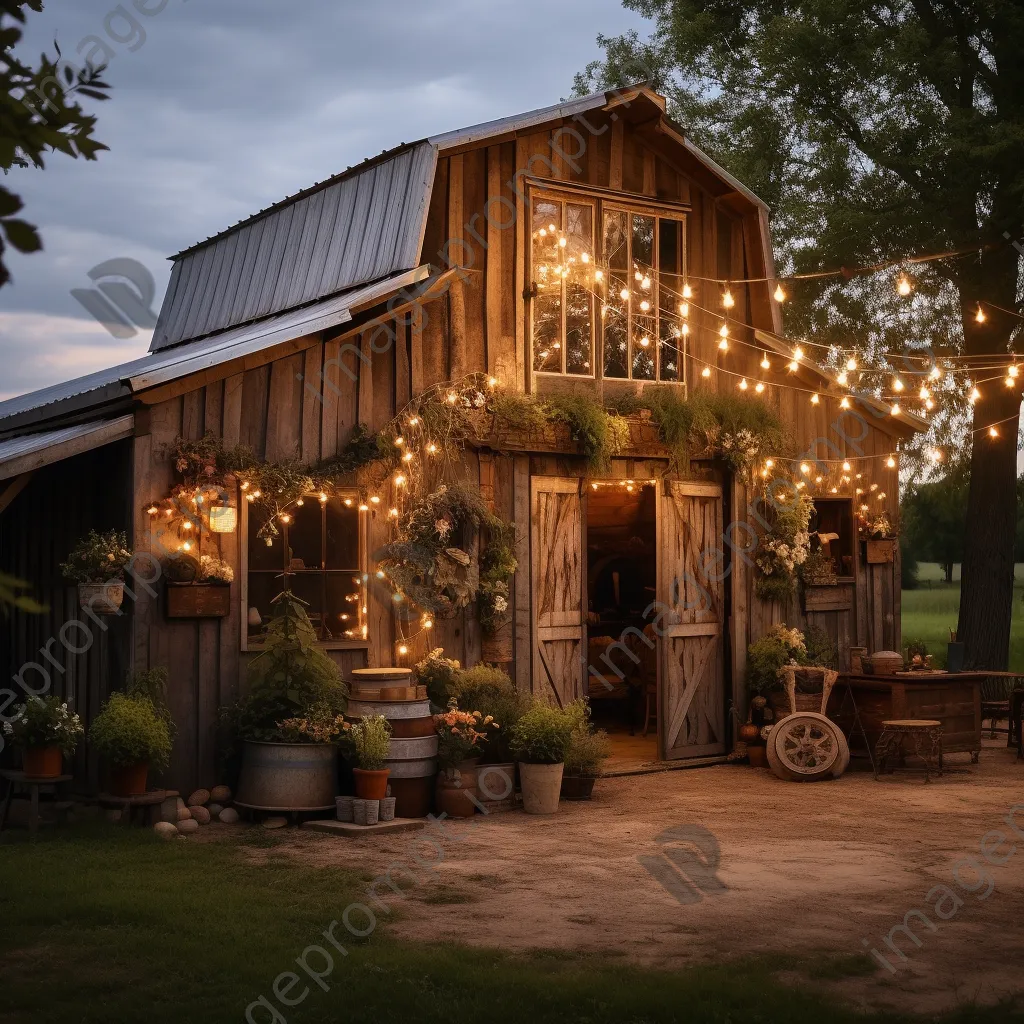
[302,818,426,839]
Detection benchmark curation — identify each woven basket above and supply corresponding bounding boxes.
[769,690,824,721]
[481,622,513,663]
[870,651,904,675]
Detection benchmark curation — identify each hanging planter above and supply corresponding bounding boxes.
[166,582,231,619]
[78,581,124,614]
[60,529,133,616]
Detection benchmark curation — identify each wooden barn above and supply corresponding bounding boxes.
[0,86,926,791]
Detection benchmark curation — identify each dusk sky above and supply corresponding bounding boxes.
[0,0,646,401]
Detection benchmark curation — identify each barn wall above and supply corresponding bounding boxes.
[0,442,133,791]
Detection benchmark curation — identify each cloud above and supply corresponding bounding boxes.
[0,0,646,402]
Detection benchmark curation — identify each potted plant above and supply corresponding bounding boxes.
[478,520,517,663]
[164,553,234,618]
[509,701,575,814]
[414,648,461,707]
[800,549,837,587]
[747,624,836,721]
[60,529,133,614]
[449,664,530,802]
[433,700,491,817]
[349,715,392,800]
[89,669,175,796]
[229,591,348,811]
[561,701,609,800]
[2,695,83,778]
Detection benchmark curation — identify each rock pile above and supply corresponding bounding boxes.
[155,785,240,837]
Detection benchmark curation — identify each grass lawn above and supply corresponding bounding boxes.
[1,823,1022,1024]
[902,562,1024,670]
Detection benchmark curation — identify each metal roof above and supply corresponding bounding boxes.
[0,268,428,431]
[0,415,134,481]
[151,142,437,351]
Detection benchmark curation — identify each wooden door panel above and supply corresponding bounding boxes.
[659,482,726,759]
[531,477,584,707]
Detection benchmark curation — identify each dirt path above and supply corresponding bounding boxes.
[242,743,1024,1016]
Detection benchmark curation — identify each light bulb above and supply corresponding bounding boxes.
[760,354,770,370]
[679,302,689,317]
[891,402,901,415]
[930,449,942,463]
[146,506,158,516]
[639,299,650,312]
[319,492,328,503]
[897,275,913,296]
[969,387,981,404]
[919,386,930,400]
[398,644,409,656]
[810,393,820,405]
[641,276,651,290]
[929,365,941,380]
[370,495,381,505]
[774,283,786,302]
[739,378,748,391]
[594,269,604,281]
[800,463,810,475]
[793,346,804,361]
[402,451,414,462]
[719,323,729,339]
[408,416,419,426]
[446,391,458,404]
[837,371,848,386]
[701,367,711,379]
[394,436,404,446]
[427,443,438,454]
[682,283,692,299]
[718,338,729,352]
[619,288,630,301]
[975,304,986,324]
[886,456,896,468]
[279,513,291,524]
[558,236,567,248]
[487,376,498,388]
[722,289,735,309]
[893,378,904,392]
[846,356,857,371]
[787,360,798,372]
[639,336,651,348]
[989,426,999,438]
[755,381,765,393]
[359,503,369,512]
[581,252,589,264]
[1009,365,1019,378]
[394,474,406,486]
[182,541,192,552]
[681,323,689,336]
[840,397,851,409]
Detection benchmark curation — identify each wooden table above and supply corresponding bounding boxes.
[829,672,983,762]
[0,770,74,837]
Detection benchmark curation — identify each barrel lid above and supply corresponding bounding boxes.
[350,667,413,681]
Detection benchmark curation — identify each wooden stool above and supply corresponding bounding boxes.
[874,720,943,782]
[97,790,175,826]
[0,770,74,837]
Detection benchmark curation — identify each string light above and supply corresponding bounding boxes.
[394,436,404,447]
[989,426,999,438]
[891,402,901,415]
[886,456,896,468]
[739,378,748,391]
[840,397,851,409]
[810,393,820,405]
[893,378,904,392]
[394,474,406,486]
[969,387,981,405]
[755,381,765,393]
[975,304,986,324]
[701,367,711,378]
[896,274,913,296]
[682,283,692,299]
[722,288,735,309]
[760,353,770,370]
[837,370,849,386]
[845,356,857,372]
[774,283,786,302]
[842,461,851,472]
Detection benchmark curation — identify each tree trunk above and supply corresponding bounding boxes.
[956,243,1021,670]
[943,562,953,584]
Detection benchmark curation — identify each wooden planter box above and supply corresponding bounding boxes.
[803,582,853,612]
[865,539,896,564]
[165,582,231,619]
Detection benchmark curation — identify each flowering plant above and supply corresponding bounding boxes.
[60,529,133,584]
[433,700,492,772]
[198,555,234,583]
[754,492,813,601]
[415,648,461,706]
[746,625,808,696]
[277,701,350,744]
[2,696,83,755]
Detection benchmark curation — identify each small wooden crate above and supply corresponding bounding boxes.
[165,583,231,619]
[803,583,853,612]
[866,539,896,564]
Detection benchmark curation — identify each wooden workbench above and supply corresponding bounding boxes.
[829,671,984,762]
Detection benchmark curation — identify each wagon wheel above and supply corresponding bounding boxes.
[767,712,846,782]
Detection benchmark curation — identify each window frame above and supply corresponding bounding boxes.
[240,489,370,652]
[528,184,689,390]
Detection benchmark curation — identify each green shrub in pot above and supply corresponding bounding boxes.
[90,693,173,769]
[509,702,574,765]
[350,715,392,771]
[449,665,532,763]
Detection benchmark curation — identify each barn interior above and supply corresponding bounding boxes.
[585,481,659,767]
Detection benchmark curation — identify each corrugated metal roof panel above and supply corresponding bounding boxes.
[151,142,437,351]
[0,267,428,428]
[0,415,134,480]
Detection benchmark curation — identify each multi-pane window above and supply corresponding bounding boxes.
[246,495,366,644]
[531,192,686,384]
[532,197,596,375]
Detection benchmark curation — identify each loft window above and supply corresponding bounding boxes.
[244,494,366,645]
[810,498,855,579]
[530,190,686,384]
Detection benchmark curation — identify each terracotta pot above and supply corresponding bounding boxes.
[518,761,563,814]
[110,762,149,797]
[747,744,768,769]
[435,767,478,818]
[352,767,390,800]
[22,746,63,779]
[560,774,596,800]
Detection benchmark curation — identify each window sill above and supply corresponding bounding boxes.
[243,639,371,653]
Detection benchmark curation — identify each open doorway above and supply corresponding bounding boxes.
[584,481,659,770]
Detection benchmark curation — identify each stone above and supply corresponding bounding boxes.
[153,821,178,840]
[177,806,192,822]
[187,788,211,807]
[159,795,179,824]
[176,796,186,811]
[207,803,223,818]
[262,816,288,830]
[218,807,240,824]
[177,818,199,834]
[189,805,211,825]
[210,785,231,803]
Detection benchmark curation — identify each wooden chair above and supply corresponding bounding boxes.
[980,674,1024,738]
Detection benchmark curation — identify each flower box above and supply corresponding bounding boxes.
[165,582,231,619]
[866,539,896,564]
[802,583,854,612]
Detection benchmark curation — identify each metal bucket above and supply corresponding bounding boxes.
[235,741,338,811]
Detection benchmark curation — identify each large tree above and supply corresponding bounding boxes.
[902,471,968,582]
[577,0,1024,668]
[0,0,110,287]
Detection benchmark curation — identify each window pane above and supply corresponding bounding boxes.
[248,506,281,571]
[565,203,593,374]
[246,572,279,640]
[532,199,562,372]
[631,214,654,268]
[604,210,628,271]
[659,218,684,381]
[604,273,629,378]
[328,573,365,641]
[325,497,359,569]
[291,573,326,639]
[286,499,323,570]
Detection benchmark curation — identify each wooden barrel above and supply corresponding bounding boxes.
[347,674,437,817]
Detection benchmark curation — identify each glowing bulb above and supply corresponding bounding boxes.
[635,270,643,282]
[639,336,651,348]
[840,397,851,409]
[975,304,986,324]
[774,283,786,302]
[146,506,158,516]
[719,323,729,339]
[846,356,857,371]
[296,498,304,506]
[581,252,589,264]
[929,365,941,380]
[897,275,913,296]
[842,461,851,472]
[793,346,805,361]
[718,338,729,352]
[394,474,406,486]
[594,269,603,281]
[1010,365,1019,378]
[394,436,404,446]
[182,520,193,531]
[548,223,556,232]
[787,360,799,372]
[722,289,735,309]
[424,619,433,630]
[766,459,774,469]
[679,302,689,317]
[930,449,942,463]
[890,402,901,415]
[893,378,904,392]
[558,236,567,248]
[969,387,981,404]
[402,451,414,463]
[919,386,930,400]
[924,398,934,410]
[446,391,458,404]
[370,495,381,505]
[240,481,250,491]
[408,416,419,426]
[886,456,896,468]
[810,393,820,405]
[681,323,689,336]
[760,353,770,370]
[358,503,369,512]
[989,426,999,438]
[701,367,711,379]
[427,443,438,454]
[641,276,651,290]
[279,514,291,524]
[182,541,192,552]
[398,644,409,656]
[487,376,498,388]
[837,371,849,386]
[619,287,630,301]
[739,378,748,391]
[800,463,810,475]
[682,283,692,299]
[639,300,651,312]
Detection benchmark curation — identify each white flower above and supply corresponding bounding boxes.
[493,596,508,614]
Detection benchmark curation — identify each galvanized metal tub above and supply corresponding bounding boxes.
[235,741,338,812]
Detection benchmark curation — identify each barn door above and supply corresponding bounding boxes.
[658,481,726,759]
[531,476,585,707]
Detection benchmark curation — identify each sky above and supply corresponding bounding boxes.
[0,0,648,401]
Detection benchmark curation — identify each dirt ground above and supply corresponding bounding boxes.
[237,741,1024,1016]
